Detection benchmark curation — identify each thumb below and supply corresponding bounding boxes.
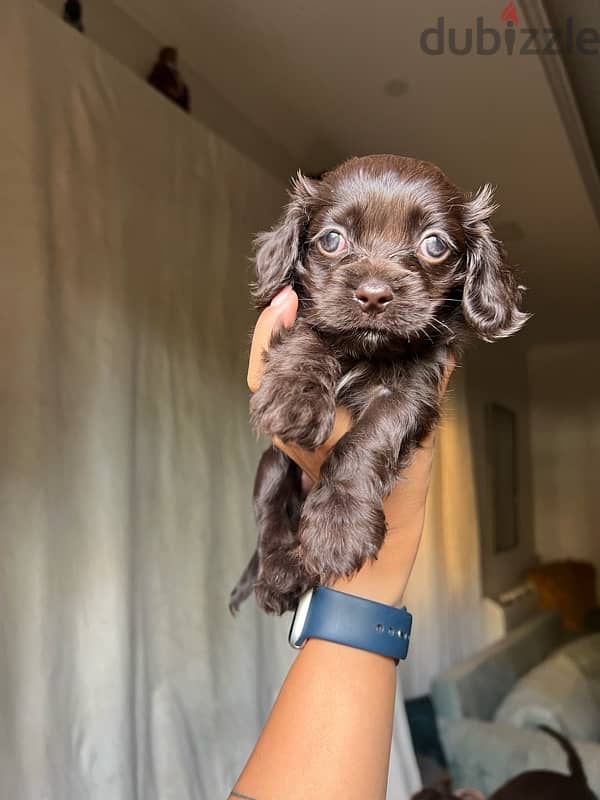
[247,286,298,392]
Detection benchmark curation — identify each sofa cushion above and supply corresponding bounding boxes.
[560,633,600,706]
[494,648,600,741]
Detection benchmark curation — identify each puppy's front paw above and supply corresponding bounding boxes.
[297,483,387,583]
[255,548,311,615]
[254,579,308,615]
[250,375,335,450]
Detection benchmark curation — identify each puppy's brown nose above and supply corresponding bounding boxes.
[355,281,394,313]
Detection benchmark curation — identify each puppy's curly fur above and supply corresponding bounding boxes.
[230,154,528,615]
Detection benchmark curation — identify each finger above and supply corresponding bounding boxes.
[441,354,456,394]
[273,407,352,483]
[276,357,454,481]
[273,440,320,484]
[247,287,298,393]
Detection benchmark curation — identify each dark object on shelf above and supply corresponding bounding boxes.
[63,0,84,33]
[147,47,190,112]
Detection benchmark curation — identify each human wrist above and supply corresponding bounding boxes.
[330,566,407,607]
[301,635,396,671]
[330,515,424,606]
[290,587,412,663]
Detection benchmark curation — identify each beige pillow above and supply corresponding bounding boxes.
[494,650,600,741]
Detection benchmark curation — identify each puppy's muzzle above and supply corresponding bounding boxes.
[355,280,394,314]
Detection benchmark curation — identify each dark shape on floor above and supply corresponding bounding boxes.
[411,725,598,800]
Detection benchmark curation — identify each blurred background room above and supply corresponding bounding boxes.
[2,0,600,797]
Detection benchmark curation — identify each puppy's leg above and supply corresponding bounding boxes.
[298,366,444,583]
[254,447,312,614]
[250,323,340,450]
[230,446,310,615]
[229,550,259,614]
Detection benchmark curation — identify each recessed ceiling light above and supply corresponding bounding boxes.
[384,79,409,97]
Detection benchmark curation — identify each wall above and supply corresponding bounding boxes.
[528,340,600,590]
[36,0,295,181]
[465,340,536,599]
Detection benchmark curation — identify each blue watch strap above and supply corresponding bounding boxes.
[290,587,412,662]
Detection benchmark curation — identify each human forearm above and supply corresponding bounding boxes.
[232,638,396,800]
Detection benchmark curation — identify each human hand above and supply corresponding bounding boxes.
[248,285,454,607]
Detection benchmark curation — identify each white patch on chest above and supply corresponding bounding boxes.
[335,364,369,398]
[335,364,391,412]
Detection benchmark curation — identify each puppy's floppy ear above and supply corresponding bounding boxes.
[461,184,529,340]
[252,171,319,308]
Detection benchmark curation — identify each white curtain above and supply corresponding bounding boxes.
[1,3,483,798]
[402,371,484,699]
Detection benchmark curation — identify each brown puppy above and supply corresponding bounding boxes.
[231,154,528,614]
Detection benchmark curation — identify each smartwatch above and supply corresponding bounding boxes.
[289,587,412,663]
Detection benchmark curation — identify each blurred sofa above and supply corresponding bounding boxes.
[431,611,600,796]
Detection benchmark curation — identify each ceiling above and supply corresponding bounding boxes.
[115,0,600,348]
[545,0,600,176]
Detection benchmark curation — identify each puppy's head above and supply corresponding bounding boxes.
[253,155,527,353]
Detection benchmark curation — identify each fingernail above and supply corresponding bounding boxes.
[271,285,292,307]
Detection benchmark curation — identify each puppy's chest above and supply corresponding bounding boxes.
[335,360,407,418]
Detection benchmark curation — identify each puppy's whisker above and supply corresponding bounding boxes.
[431,316,455,336]
[427,319,443,336]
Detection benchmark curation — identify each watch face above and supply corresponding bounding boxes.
[288,589,314,648]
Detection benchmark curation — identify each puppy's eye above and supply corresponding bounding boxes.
[317,229,347,256]
[419,235,450,263]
